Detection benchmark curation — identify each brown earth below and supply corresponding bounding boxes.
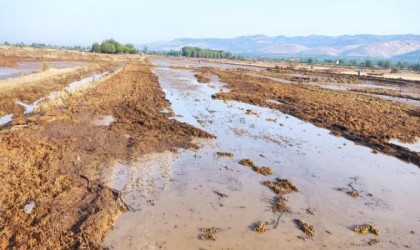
[0,58,212,249]
[200,68,420,166]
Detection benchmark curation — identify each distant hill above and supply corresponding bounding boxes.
[394,49,420,62]
[143,34,420,60]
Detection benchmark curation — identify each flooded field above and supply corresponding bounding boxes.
[103,58,420,249]
[0,48,419,249]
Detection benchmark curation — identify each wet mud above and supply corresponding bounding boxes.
[103,57,420,249]
[202,67,420,166]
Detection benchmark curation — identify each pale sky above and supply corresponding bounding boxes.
[0,0,419,46]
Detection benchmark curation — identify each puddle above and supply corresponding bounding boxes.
[266,99,285,106]
[0,114,13,126]
[0,61,84,80]
[389,139,420,153]
[0,67,19,80]
[64,71,109,91]
[103,59,420,249]
[95,115,116,127]
[16,100,44,114]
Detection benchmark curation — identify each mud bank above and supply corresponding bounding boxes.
[0,58,210,249]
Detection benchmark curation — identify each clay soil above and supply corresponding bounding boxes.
[197,67,420,166]
[0,54,211,249]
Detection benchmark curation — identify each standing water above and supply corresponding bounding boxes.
[103,59,420,249]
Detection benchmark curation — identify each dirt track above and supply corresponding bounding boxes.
[0,58,211,249]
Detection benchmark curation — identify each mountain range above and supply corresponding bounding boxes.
[144,34,420,61]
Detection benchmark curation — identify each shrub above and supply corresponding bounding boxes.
[42,61,50,71]
[390,67,400,73]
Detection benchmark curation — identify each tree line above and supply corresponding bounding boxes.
[181,47,234,59]
[91,39,137,54]
[146,46,240,59]
[1,41,89,52]
[299,57,420,72]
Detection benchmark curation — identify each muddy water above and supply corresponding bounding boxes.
[0,114,13,126]
[103,59,420,249]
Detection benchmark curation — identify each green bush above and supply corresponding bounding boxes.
[181,46,234,59]
[91,39,137,54]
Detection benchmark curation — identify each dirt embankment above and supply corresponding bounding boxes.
[0,46,115,64]
[201,68,420,166]
[0,59,211,249]
[0,61,118,117]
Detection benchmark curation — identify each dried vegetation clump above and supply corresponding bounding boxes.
[295,219,316,238]
[271,196,290,213]
[239,158,273,176]
[263,178,299,195]
[256,166,273,176]
[253,221,268,233]
[354,224,380,236]
[239,158,256,168]
[198,227,222,240]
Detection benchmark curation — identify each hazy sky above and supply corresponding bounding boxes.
[1,0,419,46]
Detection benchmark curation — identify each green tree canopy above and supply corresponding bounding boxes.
[91,39,137,54]
[181,47,234,59]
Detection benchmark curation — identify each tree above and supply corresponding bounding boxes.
[91,42,100,52]
[365,60,373,68]
[100,42,116,54]
[383,60,392,69]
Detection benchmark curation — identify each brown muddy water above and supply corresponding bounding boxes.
[103,59,420,249]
